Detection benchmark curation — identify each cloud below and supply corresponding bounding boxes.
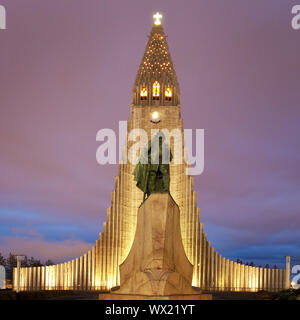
[0,235,93,264]
[0,0,299,266]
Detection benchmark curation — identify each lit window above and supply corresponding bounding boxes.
[165,87,172,101]
[140,87,148,100]
[152,81,160,100]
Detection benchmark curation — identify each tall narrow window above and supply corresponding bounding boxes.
[140,87,147,100]
[152,81,160,100]
[165,87,172,101]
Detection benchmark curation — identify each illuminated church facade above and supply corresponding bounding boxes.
[13,13,289,292]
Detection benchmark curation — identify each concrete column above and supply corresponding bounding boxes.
[62,261,66,290]
[74,258,78,290]
[213,251,218,291]
[262,267,266,291]
[34,267,37,290]
[221,257,225,291]
[274,268,278,292]
[240,264,244,291]
[56,265,59,290]
[193,218,199,287]
[65,263,68,290]
[206,241,211,289]
[52,265,55,290]
[198,223,203,287]
[69,261,73,290]
[79,256,83,290]
[237,263,241,291]
[12,268,16,292]
[191,195,197,272]
[115,179,121,287]
[23,268,27,291]
[50,265,53,290]
[44,266,48,290]
[91,246,95,290]
[40,266,44,290]
[265,267,269,291]
[83,254,87,290]
[224,259,228,291]
[29,267,33,291]
[26,267,30,291]
[217,254,221,291]
[247,265,251,291]
[229,261,233,291]
[36,267,40,291]
[282,269,285,290]
[60,263,66,290]
[272,269,275,292]
[60,264,63,290]
[231,262,235,291]
[268,268,271,292]
[267,267,271,291]
[87,250,92,290]
[62,263,66,290]
[209,247,214,289]
[258,267,262,291]
[16,256,21,292]
[106,207,112,289]
[70,260,74,290]
[255,267,259,291]
[285,256,291,289]
[110,196,116,288]
[248,266,252,291]
[17,268,21,291]
[32,267,37,291]
[53,265,57,290]
[60,264,64,290]
[275,269,279,292]
[279,268,283,290]
[249,265,253,291]
[201,234,207,289]
[98,236,103,290]
[103,223,108,290]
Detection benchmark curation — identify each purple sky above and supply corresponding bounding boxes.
[0,0,299,268]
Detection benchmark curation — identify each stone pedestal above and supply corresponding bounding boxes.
[99,193,211,300]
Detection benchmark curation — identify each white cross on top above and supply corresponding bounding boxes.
[153,12,163,25]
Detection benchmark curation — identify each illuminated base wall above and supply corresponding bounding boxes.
[13,104,288,292]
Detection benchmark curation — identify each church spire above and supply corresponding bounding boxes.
[132,13,180,106]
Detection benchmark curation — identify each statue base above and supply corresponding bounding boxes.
[99,193,212,300]
[99,292,211,300]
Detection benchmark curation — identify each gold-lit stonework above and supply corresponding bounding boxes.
[13,15,289,293]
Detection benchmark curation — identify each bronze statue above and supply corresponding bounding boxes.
[133,132,172,201]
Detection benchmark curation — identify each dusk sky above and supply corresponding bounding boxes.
[0,0,299,268]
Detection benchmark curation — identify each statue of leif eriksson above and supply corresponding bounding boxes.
[133,132,173,201]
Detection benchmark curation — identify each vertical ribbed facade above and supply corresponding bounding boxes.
[13,18,288,293]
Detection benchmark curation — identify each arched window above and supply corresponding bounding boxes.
[165,87,172,101]
[140,87,148,100]
[152,81,160,100]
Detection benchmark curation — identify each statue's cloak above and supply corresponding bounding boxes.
[133,132,173,195]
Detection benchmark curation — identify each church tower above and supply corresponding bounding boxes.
[13,13,288,293]
[132,13,180,107]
